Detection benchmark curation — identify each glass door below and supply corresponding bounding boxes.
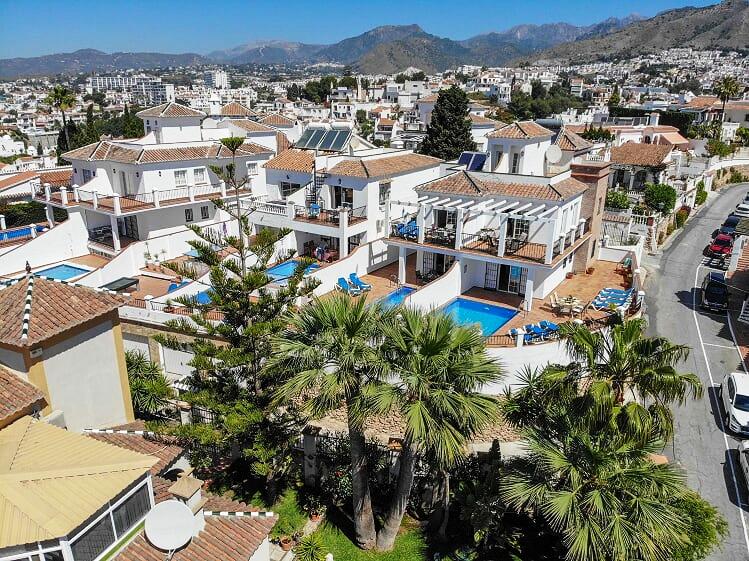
[484,262,499,290]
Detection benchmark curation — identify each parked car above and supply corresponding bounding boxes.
[700,271,729,311]
[717,214,741,237]
[706,233,734,257]
[720,373,749,435]
[734,203,749,217]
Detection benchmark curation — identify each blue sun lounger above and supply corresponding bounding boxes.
[349,273,372,291]
[336,277,361,296]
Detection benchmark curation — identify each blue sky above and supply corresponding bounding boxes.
[0,0,716,58]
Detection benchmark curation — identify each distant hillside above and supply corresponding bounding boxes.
[0,49,207,78]
[530,0,749,64]
[207,41,325,65]
[315,25,427,65]
[356,32,474,74]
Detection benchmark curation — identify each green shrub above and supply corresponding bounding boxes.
[643,183,677,213]
[695,189,707,205]
[707,139,733,158]
[605,190,630,210]
[0,201,67,228]
[675,209,689,228]
[294,535,326,561]
[728,170,748,184]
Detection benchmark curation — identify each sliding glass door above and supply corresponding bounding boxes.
[484,262,527,295]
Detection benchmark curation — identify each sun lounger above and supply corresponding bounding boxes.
[349,273,372,291]
[336,277,361,296]
[524,324,546,341]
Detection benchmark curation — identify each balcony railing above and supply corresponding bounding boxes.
[127,298,225,321]
[505,238,546,264]
[33,182,226,214]
[461,231,498,255]
[348,206,367,225]
[424,226,456,248]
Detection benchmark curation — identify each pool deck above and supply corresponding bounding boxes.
[464,260,630,344]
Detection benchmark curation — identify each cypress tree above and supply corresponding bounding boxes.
[419,85,476,160]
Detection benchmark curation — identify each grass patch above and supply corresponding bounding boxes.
[312,511,427,561]
[269,488,308,539]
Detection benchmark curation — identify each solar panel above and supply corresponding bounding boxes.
[467,153,487,171]
[457,152,473,166]
[295,128,315,149]
[329,130,351,152]
[308,129,326,148]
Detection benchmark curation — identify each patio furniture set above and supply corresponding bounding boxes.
[335,273,372,296]
[509,320,560,344]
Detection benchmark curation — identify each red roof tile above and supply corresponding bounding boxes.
[136,102,205,118]
[326,153,441,179]
[0,366,46,428]
[416,171,588,201]
[263,148,314,173]
[0,276,124,347]
[610,142,672,167]
[488,121,554,139]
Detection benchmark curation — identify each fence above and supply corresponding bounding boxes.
[127,298,225,321]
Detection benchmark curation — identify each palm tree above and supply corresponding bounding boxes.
[125,350,174,417]
[44,85,76,151]
[555,318,702,441]
[269,294,390,550]
[713,76,741,122]
[372,307,503,550]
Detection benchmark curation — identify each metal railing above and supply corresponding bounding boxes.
[348,206,367,224]
[424,226,456,248]
[461,231,498,255]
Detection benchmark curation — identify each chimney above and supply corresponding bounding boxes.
[168,469,207,535]
[570,161,611,272]
[649,112,660,126]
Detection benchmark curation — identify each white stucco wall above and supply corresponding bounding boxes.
[42,319,129,431]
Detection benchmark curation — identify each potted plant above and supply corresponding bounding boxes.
[586,266,595,275]
[566,272,574,279]
[279,536,293,552]
[303,494,326,522]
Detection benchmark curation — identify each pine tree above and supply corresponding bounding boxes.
[419,86,476,160]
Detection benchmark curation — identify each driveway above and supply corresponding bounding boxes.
[644,182,749,560]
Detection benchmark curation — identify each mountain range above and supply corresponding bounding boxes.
[0,1,746,78]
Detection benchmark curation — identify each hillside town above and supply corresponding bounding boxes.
[2,2,749,561]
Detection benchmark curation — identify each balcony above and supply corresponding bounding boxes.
[461,230,499,256]
[33,182,227,215]
[423,226,456,248]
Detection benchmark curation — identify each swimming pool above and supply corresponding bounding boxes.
[35,263,89,281]
[441,298,517,336]
[266,259,321,285]
[380,286,415,308]
[195,290,212,304]
[0,225,44,242]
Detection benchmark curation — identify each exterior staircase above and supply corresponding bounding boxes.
[739,298,749,325]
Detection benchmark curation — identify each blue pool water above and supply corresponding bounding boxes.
[442,298,517,336]
[0,225,44,242]
[380,286,416,308]
[266,259,321,285]
[35,264,89,281]
[195,290,212,304]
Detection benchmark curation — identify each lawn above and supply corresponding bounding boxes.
[269,488,308,539]
[312,514,428,561]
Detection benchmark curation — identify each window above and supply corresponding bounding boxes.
[201,205,209,219]
[379,182,391,205]
[112,485,150,535]
[247,162,258,176]
[280,181,300,198]
[174,170,188,186]
[70,516,115,561]
[185,208,194,222]
[82,169,92,183]
[193,168,206,184]
[511,153,520,174]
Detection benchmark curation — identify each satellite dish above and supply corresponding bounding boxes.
[546,145,563,164]
[145,500,194,551]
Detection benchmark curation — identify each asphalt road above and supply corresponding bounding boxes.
[645,182,749,561]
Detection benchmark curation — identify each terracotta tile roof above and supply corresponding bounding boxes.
[416,170,588,201]
[683,95,719,109]
[610,142,672,167]
[326,153,441,179]
[263,148,314,173]
[417,93,440,103]
[220,102,257,117]
[259,113,295,127]
[656,131,689,147]
[86,431,184,475]
[236,141,274,156]
[469,113,502,127]
[228,119,276,133]
[488,121,554,139]
[64,140,269,165]
[0,276,124,347]
[603,211,631,224]
[114,514,275,561]
[555,128,593,151]
[378,118,396,126]
[0,366,46,428]
[38,169,73,187]
[0,171,38,192]
[136,102,205,118]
